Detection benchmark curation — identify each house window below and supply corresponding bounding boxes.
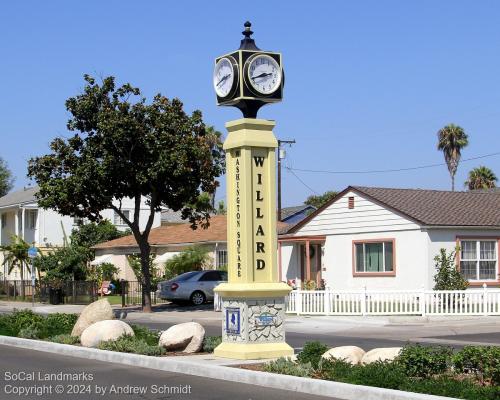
[1,214,6,228]
[354,240,394,274]
[459,240,497,281]
[348,196,355,209]
[113,210,130,226]
[217,250,228,269]
[26,210,37,230]
[73,217,86,225]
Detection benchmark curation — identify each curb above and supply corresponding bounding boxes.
[0,336,455,400]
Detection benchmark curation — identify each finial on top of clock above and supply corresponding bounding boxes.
[239,21,260,51]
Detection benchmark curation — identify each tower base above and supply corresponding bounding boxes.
[214,284,294,360]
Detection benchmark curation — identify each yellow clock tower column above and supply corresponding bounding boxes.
[214,118,294,359]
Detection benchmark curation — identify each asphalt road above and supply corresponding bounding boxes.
[0,345,335,400]
[138,321,409,350]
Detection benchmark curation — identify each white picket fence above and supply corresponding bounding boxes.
[214,285,500,316]
[286,285,500,316]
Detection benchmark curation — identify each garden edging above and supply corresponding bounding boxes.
[0,335,455,400]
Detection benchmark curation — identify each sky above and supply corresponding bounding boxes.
[1,1,500,207]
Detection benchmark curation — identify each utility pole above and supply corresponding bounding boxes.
[277,139,296,222]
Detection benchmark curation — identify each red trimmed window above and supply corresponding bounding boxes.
[459,240,498,281]
[354,241,394,273]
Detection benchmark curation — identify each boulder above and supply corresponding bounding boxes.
[80,320,134,348]
[159,322,205,353]
[321,346,365,365]
[71,299,114,337]
[361,347,402,365]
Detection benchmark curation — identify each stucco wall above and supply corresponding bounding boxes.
[323,229,428,290]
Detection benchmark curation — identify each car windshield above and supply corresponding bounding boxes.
[174,271,200,281]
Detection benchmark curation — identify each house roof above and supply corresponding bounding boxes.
[160,209,186,224]
[94,215,290,249]
[288,186,500,233]
[280,205,316,221]
[0,186,38,208]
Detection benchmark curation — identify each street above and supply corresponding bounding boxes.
[0,345,335,400]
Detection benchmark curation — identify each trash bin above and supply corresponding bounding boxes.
[49,288,63,305]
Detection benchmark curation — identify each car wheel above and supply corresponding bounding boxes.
[190,291,206,306]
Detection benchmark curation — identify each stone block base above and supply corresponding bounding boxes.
[214,342,294,360]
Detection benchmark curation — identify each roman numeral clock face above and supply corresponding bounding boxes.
[247,54,282,95]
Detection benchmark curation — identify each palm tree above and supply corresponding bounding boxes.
[1,235,31,298]
[465,166,498,190]
[437,124,469,191]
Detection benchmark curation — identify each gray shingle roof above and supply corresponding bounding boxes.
[280,205,316,221]
[0,186,38,208]
[353,186,500,227]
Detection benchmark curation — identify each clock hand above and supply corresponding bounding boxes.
[217,74,230,86]
[251,72,272,81]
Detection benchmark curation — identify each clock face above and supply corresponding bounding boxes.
[247,54,282,95]
[213,57,237,98]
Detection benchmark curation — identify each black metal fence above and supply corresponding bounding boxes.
[0,280,166,306]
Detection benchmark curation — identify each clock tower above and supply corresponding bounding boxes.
[213,22,293,360]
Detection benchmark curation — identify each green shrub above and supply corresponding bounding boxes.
[453,346,500,385]
[297,341,329,369]
[263,357,313,377]
[202,336,222,353]
[10,309,45,336]
[130,324,160,346]
[349,361,407,390]
[396,344,452,378]
[0,314,16,336]
[316,358,354,381]
[44,313,78,337]
[401,376,500,400]
[98,335,165,356]
[48,334,80,345]
[18,325,42,339]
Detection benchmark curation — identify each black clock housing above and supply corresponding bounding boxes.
[214,22,284,118]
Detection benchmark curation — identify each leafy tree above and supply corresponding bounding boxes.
[27,75,224,312]
[465,166,497,190]
[36,246,88,284]
[433,248,468,290]
[164,246,209,280]
[0,158,14,197]
[304,190,338,209]
[216,200,226,215]
[1,236,31,297]
[437,124,469,191]
[70,220,126,263]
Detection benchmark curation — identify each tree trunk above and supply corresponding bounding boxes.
[138,241,152,313]
[451,174,455,192]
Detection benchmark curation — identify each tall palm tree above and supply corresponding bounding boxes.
[1,235,31,297]
[465,166,498,190]
[437,124,469,191]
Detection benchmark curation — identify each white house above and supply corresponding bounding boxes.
[0,186,162,280]
[279,186,500,291]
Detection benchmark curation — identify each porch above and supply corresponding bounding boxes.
[278,235,326,289]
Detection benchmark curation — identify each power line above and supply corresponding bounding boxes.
[286,151,500,175]
[286,167,319,194]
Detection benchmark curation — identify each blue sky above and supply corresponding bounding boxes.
[1,1,500,206]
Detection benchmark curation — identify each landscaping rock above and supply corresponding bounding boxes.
[159,322,205,353]
[321,346,365,364]
[80,320,134,348]
[361,347,402,364]
[71,299,114,337]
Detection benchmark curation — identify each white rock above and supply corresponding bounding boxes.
[159,322,205,353]
[80,320,134,348]
[361,347,402,364]
[71,299,114,337]
[321,346,365,365]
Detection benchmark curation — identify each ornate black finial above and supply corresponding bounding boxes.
[242,21,253,38]
[239,21,260,51]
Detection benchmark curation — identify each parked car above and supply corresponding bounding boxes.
[156,270,227,305]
